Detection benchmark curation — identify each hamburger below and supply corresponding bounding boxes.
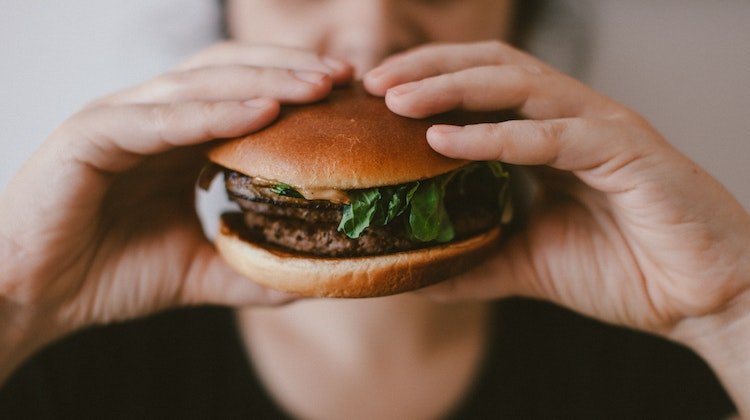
[201,83,512,298]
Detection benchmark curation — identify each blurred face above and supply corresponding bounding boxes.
[227,0,514,74]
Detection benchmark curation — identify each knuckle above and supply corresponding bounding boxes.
[207,40,243,56]
[197,100,221,116]
[196,101,239,137]
[154,66,219,98]
[254,44,314,63]
[608,107,646,125]
[83,94,114,109]
[57,106,101,137]
[444,70,464,88]
[213,40,239,51]
[403,41,449,61]
[180,42,229,67]
[567,118,601,143]
[518,64,545,77]
[485,39,511,57]
[531,120,565,164]
[487,123,509,160]
[504,66,535,100]
[147,104,180,141]
[272,43,308,54]
[160,68,195,86]
[247,44,276,61]
[415,41,445,53]
[152,69,194,96]
[504,65,530,82]
[540,120,564,144]
[446,74,472,107]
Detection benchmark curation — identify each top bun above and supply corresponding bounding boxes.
[208,83,500,190]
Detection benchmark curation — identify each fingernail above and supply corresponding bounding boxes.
[293,70,327,84]
[243,97,274,108]
[430,124,462,134]
[322,57,349,73]
[388,81,421,96]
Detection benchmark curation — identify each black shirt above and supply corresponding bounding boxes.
[0,298,735,419]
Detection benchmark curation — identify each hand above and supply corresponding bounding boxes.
[365,41,750,413]
[0,42,353,377]
[364,40,750,339]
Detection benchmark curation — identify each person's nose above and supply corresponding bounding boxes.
[328,0,419,76]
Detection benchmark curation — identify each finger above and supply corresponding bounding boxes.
[417,228,541,302]
[364,40,544,95]
[99,66,333,105]
[416,205,609,310]
[60,98,280,174]
[180,244,296,307]
[427,117,660,193]
[2,99,279,253]
[178,42,353,85]
[384,65,616,120]
[418,201,653,330]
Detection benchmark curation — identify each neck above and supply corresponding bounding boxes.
[236,295,491,419]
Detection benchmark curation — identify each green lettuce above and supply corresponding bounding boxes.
[337,162,510,242]
[271,183,304,199]
[338,189,382,238]
[338,182,420,239]
[408,179,453,242]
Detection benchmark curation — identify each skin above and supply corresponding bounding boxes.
[365,42,750,414]
[0,45,354,380]
[227,0,514,76]
[1,0,749,417]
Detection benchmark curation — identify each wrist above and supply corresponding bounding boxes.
[0,302,43,384]
[0,299,70,385]
[672,291,750,416]
[0,242,65,384]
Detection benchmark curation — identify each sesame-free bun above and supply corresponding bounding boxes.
[208,83,494,189]
[216,215,502,298]
[209,83,510,297]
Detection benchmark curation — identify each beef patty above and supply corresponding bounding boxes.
[224,171,501,257]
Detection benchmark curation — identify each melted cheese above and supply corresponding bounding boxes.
[251,176,350,204]
[295,187,350,204]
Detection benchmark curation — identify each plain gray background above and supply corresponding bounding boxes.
[1,0,748,210]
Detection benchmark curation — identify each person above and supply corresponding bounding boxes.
[0,0,748,418]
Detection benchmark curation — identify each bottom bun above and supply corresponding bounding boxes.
[215,214,502,298]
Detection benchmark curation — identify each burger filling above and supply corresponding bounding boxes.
[205,162,511,257]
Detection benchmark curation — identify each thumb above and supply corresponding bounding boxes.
[179,244,297,307]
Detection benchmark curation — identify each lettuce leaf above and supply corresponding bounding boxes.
[338,189,382,238]
[484,161,513,223]
[376,182,420,226]
[271,183,304,199]
[408,180,454,242]
[337,162,509,241]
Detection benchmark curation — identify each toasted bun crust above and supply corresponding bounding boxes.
[208,83,506,189]
[216,216,502,298]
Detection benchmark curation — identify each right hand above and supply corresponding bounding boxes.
[0,42,353,376]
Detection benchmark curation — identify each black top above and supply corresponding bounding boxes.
[0,298,734,419]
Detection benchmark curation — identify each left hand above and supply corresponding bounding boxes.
[362,40,750,341]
